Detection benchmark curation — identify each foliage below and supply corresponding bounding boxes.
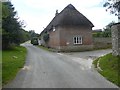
[103,29,111,37]
[29,30,39,39]
[2,1,21,49]
[2,1,31,49]
[102,21,115,37]
[93,32,103,37]
[43,33,49,42]
[19,29,30,43]
[93,22,115,37]
[103,0,120,19]
[0,51,1,87]
[93,31,111,37]
[2,46,27,85]
[31,37,39,45]
[105,21,115,28]
[93,53,120,87]
[29,30,36,39]
[93,58,99,68]
[2,2,10,18]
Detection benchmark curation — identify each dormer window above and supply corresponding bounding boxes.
[53,27,56,31]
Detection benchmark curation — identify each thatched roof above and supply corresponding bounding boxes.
[41,4,94,34]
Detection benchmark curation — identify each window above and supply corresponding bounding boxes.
[73,36,82,44]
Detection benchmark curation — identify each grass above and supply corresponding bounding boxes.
[93,53,120,87]
[0,51,2,88]
[0,51,1,63]
[93,58,99,68]
[2,46,27,85]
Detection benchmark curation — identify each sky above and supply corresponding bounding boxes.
[11,0,118,34]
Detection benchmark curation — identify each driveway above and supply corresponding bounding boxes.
[4,42,118,88]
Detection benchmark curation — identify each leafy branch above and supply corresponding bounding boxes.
[103,0,120,18]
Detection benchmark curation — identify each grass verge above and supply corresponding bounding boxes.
[93,53,120,87]
[0,51,2,88]
[2,46,27,85]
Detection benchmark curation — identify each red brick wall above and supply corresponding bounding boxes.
[48,26,93,51]
[59,26,93,46]
[48,27,60,49]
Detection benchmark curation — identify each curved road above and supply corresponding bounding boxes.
[4,43,118,88]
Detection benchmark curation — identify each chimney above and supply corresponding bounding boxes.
[55,10,58,16]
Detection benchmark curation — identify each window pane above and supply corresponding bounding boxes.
[79,37,82,44]
[73,36,82,44]
[79,37,81,43]
[77,37,79,43]
[74,37,76,44]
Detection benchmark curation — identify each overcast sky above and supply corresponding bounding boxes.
[11,0,118,34]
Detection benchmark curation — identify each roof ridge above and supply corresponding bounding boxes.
[65,4,76,10]
[42,4,94,33]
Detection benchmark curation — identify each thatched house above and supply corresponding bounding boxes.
[40,4,94,51]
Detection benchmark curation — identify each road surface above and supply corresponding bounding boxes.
[4,43,118,88]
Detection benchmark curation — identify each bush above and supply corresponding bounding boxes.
[31,37,39,45]
[43,33,49,42]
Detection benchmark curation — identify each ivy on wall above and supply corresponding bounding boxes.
[43,33,49,42]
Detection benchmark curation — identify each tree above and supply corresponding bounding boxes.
[102,21,115,37]
[103,0,120,22]
[29,30,39,39]
[2,1,24,49]
[43,33,49,42]
[19,29,30,43]
[105,21,115,29]
[104,1,120,56]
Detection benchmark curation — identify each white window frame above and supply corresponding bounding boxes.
[73,36,82,44]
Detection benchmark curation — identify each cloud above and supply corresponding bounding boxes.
[11,0,118,33]
[80,7,118,29]
[23,0,102,8]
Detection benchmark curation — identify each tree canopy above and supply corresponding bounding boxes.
[93,21,115,38]
[103,0,120,19]
[2,1,31,49]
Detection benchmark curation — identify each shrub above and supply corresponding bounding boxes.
[43,33,49,42]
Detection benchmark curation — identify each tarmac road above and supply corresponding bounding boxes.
[4,43,118,88]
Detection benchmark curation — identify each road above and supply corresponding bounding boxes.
[4,43,118,88]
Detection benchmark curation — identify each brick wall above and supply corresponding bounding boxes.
[48,27,60,49]
[47,26,93,51]
[59,26,93,46]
